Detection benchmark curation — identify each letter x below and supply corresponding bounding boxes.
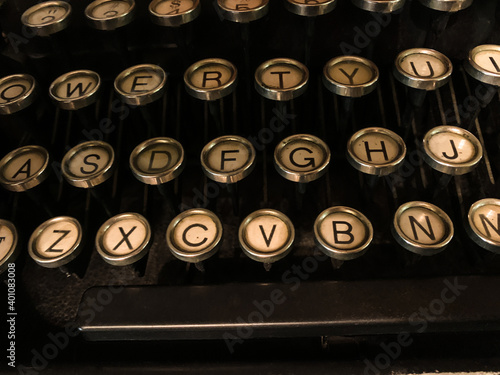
[113,226,137,250]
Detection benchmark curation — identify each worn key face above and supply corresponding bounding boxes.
[347,127,406,176]
[28,217,83,268]
[201,135,256,184]
[62,141,115,188]
[351,0,406,13]
[284,0,337,16]
[166,209,223,263]
[49,70,101,111]
[467,199,500,254]
[0,220,18,274]
[323,56,379,97]
[464,45,500,86]
[0,74,37,115]
[149,0,201,26]
[0,146,50,192]
[423,126,483,175]
[96,213,151,266]
[392,201,454,255]
[21,1,72,36]
[394,48,453,91]
[217,0,269,22]
[274,134,330,183]
[314,206,373,260]
[130,137,185,185]
[255,58,309,101]
[184,58,238,101]
[115,64,167,106]
[418,0,473,12]
[239,209,295,263]
[85,0,136,30]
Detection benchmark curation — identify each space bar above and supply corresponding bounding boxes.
[77,276,500,341]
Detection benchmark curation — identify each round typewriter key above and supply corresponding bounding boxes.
[0,146,50,192]
[21,1,72,36]
[392,201,454,255]
[314,206,373,261]
[418,0,472,12]
[217,0,269,23]
[464,45,500,86]
[347,127,406,176]
[149,0,201,27]
[130,137,185,185]
[49,70,101,111]
[284,0,337,16]
[201,135,256,184]
[115,64,167,106]
[255,58,309,101]
[0,220,19,274]
[62,141,115,189]
[351,0,406,13]
[323,56,379,98]
[166,209,222,269]
[0,74,37,115]
[28,216,83,269]
[467,199,500,254]
[184,58,238,101]
[85,0,136,30]
[422,126,483,176]
[274,134,330,184]
[394,48,453,91]
[96,213,152,267]
[239,209,295,269]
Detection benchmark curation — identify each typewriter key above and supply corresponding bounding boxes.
[21,1,72,37]
[0,220,19,275]
[394,48,453,91]
[418,0,472,12]
[185,58,237,134]
[274,134,330,197]
[467,199,500,254]
[314,206,373,265]
[62,141,116,216]
[201,135,256,214]
[28,216,83,275]
[255,58,309,102]
[347,127,407,177]
[284,0,337,16]
[463,45,500,129]
[392,201,454,256]
[422,126,483,176]
[149,0,201,27]
[351,0,406,13]
[96,213,151,275]
[239,209,295,270]
[217,0,269,23]
[0,74,38,115]
[166,208,223,271]
[85,0,136,30]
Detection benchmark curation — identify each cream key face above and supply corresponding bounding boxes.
[50,70,101,110]
[115,64,167,105]
[22,1,71,26]
[28,217,83,268]
[149,0,201,26]
[239,209,295,263]
[85,0,136,30]
[314,207,373,260]
[0,221,17,270]
[392,201,454,255]
[218,0,267,11]
[97,213,151,266]
[166,209,223,263]
[184,59,238,101]
[285,0,337,16]
[0,146,50,192]
[465,45,500,86]
[0,74,37,115]
[467,199,500,253]
[323,56,379,97]
[88,0,133,19]
[152,0,197,15]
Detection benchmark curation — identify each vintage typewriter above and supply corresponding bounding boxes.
[1,0,500,373]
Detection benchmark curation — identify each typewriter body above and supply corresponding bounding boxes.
[1,0,500,373]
